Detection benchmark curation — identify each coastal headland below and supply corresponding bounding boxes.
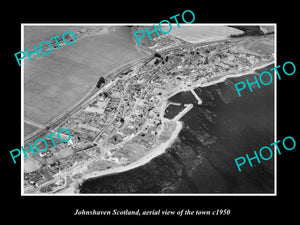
[23,27,274,194]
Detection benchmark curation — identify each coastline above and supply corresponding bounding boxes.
[165,62,274,102]
[64,61,274,194]
[163,62,274,111]
[199,61,274,88]
[75,121,183,191]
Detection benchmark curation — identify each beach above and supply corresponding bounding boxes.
[199,62,274,88]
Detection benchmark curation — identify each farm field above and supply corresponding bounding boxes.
[24,158,42,173]
[24,26,148,129]
[24,26,101,51]
[24,122,39,136]
[169,25,243,43]
[229,34,275,56]
[260,25,275,34]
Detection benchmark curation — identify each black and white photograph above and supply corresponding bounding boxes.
[3,4,298,223]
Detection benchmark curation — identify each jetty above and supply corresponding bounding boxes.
[173,104,193,121]
[190,89,202,105]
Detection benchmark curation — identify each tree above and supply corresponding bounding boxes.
[154,52,162,58]
[154,58,160,65]
[96,81,101,88]
[103,92,108,98]
[165,55,169,62]
[96,76,105,88]
[99,76,105,83]
[204,56,208,65]
[64,33,74,42]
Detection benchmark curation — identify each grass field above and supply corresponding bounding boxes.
[24,122,39,136]
[259,26,275,34]
[24,26,100,50]
[24,26,147,127]
[169,25,243,43]
[24,158,42,173]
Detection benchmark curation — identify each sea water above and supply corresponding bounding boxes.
[80,68,274,194]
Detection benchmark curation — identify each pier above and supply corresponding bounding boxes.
[190,89,202,105]
[173,104,193,121]
[166,101,182,107]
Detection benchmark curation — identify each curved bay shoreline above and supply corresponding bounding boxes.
[72,62,274,194]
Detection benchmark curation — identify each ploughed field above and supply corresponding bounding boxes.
[24,122,39,136]
[169,25,244,43]
[24,26,147,133]
[24,26,99,51]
